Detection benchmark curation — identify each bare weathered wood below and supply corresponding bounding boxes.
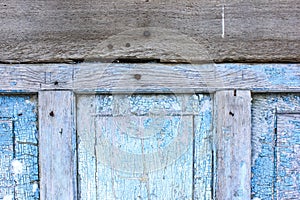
[215,90,251,200]
[0,96,39,199]
[0,1,299,63]
[0,63,300,93]
[77,94,213,199]
[251,94,300,200]
[38,91,77,199]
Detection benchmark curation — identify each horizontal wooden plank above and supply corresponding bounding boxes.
[0,63,299,93]
[0,0,299,63]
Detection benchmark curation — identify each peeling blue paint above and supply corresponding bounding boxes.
[78,94,213,199]
[221,64,300,88]
[0,96,38,199]
[251,94,300,200]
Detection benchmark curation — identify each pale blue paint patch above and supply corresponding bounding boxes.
[78,94,212,199]
[193,94,213,200]
[251,94,300,200]
[220,63,300,88]
[276,115,300,199]
[0,96,38,199]
[10,81,17,86]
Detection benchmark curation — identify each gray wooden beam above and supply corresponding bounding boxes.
[0,63,299,93]
[0,1,299,63]
[38,91,77,199]
[214,90,252,200]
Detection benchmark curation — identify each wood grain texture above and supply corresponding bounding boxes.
[251,94,300,200]
[0,0,299,63]
[0,96,39,199]
[0,63,300,93]
[215,90,251,200]
[38,91,77,200]
[77,94,213,199]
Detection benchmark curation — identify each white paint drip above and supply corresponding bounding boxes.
[253,198,261,200]
[222,4,225,38]
[3,195,13,200]
[12,159,23,175]
[32,182,39,193]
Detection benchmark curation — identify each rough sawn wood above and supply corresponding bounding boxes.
[0,0,299,63]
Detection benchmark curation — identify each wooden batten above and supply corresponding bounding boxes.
[38,91,77,199]
[214,90,252,200]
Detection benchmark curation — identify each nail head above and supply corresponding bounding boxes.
[134,74,142,80]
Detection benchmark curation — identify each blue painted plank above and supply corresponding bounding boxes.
[77,94,213,199]
[251,94,300,200]
[276,114,300,199]
[0,96,38,200]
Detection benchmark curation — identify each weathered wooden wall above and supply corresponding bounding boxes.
[1,0,299,63]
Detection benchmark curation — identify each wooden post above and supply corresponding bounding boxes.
[215,90,251,200]
[38,91,77,199]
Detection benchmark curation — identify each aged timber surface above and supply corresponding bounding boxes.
[77,94,213,199]
[0,63,300,93]
[215,90,252,200]
[0,0,299,63]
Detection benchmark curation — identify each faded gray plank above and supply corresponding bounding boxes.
[215,90,251,200]
[251,94,300,200]
[38,91,77,200]
[77,95,97,200]
[0,96,39,200]
[276,114,300,200]
[0,1,299,63]
[0,63,300,93]
[77,94,213,199]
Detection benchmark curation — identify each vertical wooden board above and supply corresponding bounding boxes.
[251,94,300,200]
[77,94,213,199]
[276,114,300,200]
[0,121,14,199]
[39,91,76,200]
[0,96,38,200]
[215,90,251,200]
[193,94,213,200]
[77,95,97,200]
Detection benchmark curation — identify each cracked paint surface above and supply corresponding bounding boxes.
[77,94,213,200]
[0,96,39,199]
[251,94,300,200]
